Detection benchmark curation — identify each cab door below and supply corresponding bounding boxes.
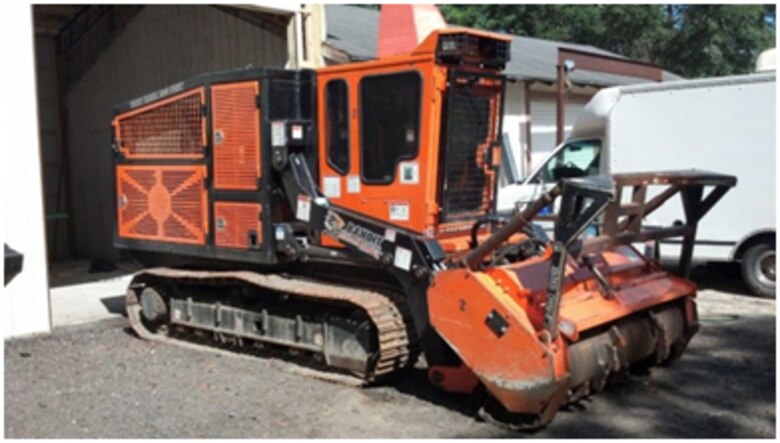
[317,61,443,236]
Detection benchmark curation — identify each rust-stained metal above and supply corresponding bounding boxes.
[582,170,737,277]
[566,301,687,403]
[556,62,566,145]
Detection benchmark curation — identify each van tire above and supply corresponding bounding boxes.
[741,242,775,298]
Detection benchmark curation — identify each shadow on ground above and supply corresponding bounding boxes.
[390,366,479,418]
[48,259,140,288]
[665,260,754,297]
[100,296,127,316]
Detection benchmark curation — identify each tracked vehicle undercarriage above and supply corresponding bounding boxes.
[127,268,416,382]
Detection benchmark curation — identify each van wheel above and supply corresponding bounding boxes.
[741,243,775,298]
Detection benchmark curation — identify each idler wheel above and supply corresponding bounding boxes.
[140,287,168,323]
[126,286,168,339]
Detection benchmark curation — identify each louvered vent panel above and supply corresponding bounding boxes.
[214,202,262,249]
[212,82,261,190]
[116,165,207,244]
[115,88,205,159]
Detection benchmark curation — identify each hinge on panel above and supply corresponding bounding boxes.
[255,95,262,109]
[201,105,208,117]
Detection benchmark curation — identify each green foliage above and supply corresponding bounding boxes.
[438,4,776,77]
[659,5,775,77]
[351,4,379,10]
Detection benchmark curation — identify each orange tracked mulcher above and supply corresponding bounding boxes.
[113,29,736,429]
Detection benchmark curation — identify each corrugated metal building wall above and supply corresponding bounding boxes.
[65,5,288,261]
[34,36,69,259]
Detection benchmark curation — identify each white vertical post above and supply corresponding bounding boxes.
[2,2,52,337]
[293,9,304,68]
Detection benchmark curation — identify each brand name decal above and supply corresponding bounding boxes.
[324,211,383,259]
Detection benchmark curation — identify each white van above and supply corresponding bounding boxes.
[499,73,776,297]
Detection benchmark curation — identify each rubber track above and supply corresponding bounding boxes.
[127,267,412,383]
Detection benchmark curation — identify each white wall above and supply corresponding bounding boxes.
[502,81,596,179]
[502,81,528,177]
[526,99,588,169]
[2,3,52,337]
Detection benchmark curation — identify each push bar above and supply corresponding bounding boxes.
[580,170,737,278]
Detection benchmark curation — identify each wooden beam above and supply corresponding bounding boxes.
[33,5,83,18]
[527,89,593,104]
[558,48,663,82]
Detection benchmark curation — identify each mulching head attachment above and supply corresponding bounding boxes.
[427,170,735,430]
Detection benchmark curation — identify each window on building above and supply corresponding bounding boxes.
[326,80,349,174]
[360,72,421,184]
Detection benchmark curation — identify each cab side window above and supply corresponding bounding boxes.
[359,72,421,184]
[326,80,349,174]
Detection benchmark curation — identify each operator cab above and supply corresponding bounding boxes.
[315,29,511,252]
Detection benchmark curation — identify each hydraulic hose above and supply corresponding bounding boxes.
[463,183,561,270]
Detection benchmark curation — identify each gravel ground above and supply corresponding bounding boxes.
[5,263,776,438]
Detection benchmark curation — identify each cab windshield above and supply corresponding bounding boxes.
[531,139,602,184]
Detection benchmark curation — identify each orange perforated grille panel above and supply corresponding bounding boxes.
[214,202,262,249]
[211,82,261,190]
[117,165,208,244]
[114,88,206,159]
